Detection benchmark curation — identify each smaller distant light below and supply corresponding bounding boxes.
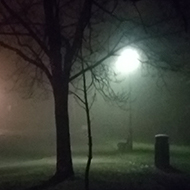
[115,48,140,74]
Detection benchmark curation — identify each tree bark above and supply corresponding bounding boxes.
[43,0,74,181]
[52,78,74,180]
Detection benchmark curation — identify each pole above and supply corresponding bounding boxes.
[128,74,133,150]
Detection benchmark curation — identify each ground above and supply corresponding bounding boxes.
[0,143,190,190]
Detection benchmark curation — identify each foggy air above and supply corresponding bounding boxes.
[0,0,190,190]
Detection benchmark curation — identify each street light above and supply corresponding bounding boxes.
[115,47,140,151]
[115,48,140,74]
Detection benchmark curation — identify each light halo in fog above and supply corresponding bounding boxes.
[115,48,140,74]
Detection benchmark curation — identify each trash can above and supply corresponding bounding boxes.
[155,134,170,168]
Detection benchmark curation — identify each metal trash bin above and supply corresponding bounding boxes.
[155,134,170,168]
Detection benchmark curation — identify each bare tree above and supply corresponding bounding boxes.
[81,57,93,190]
[0,0,189,182]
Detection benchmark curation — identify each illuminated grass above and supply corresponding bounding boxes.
[0,143,190,190]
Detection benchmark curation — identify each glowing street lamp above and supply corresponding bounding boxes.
[115,47,140,151]
[115,48,140,74]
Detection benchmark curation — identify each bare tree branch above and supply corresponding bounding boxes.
[69,91,85,104]
[0,32,31,36]
[0,41,52,84]
[67,0,93,71]
[132,1,148,33]
[1,0,50,56]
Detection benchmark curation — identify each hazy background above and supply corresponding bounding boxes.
[0,53,189,160]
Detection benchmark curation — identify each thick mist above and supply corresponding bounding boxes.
[0,65,189,161]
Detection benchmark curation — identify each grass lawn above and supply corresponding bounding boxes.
[0,143,190,190]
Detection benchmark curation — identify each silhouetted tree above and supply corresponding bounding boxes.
[0,0,189,182]
[81,55,93,190]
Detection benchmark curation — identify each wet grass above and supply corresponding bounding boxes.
[0,142,190,190]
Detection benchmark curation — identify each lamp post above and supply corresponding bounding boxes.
[115,47,140,151]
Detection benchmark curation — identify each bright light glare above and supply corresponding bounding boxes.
[115,48,140,74]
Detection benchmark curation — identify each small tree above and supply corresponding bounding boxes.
[81,57,93,190]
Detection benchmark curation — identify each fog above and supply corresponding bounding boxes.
[0,63,189,160]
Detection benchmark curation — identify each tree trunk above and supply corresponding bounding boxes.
[82,59,93,190]
[53,79,74,181]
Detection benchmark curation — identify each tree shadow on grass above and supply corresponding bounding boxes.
[25,178,60,190]
[156,164,182,174]
[20,166,190,190]
[153,167,190,190]
[25,175,79,190]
